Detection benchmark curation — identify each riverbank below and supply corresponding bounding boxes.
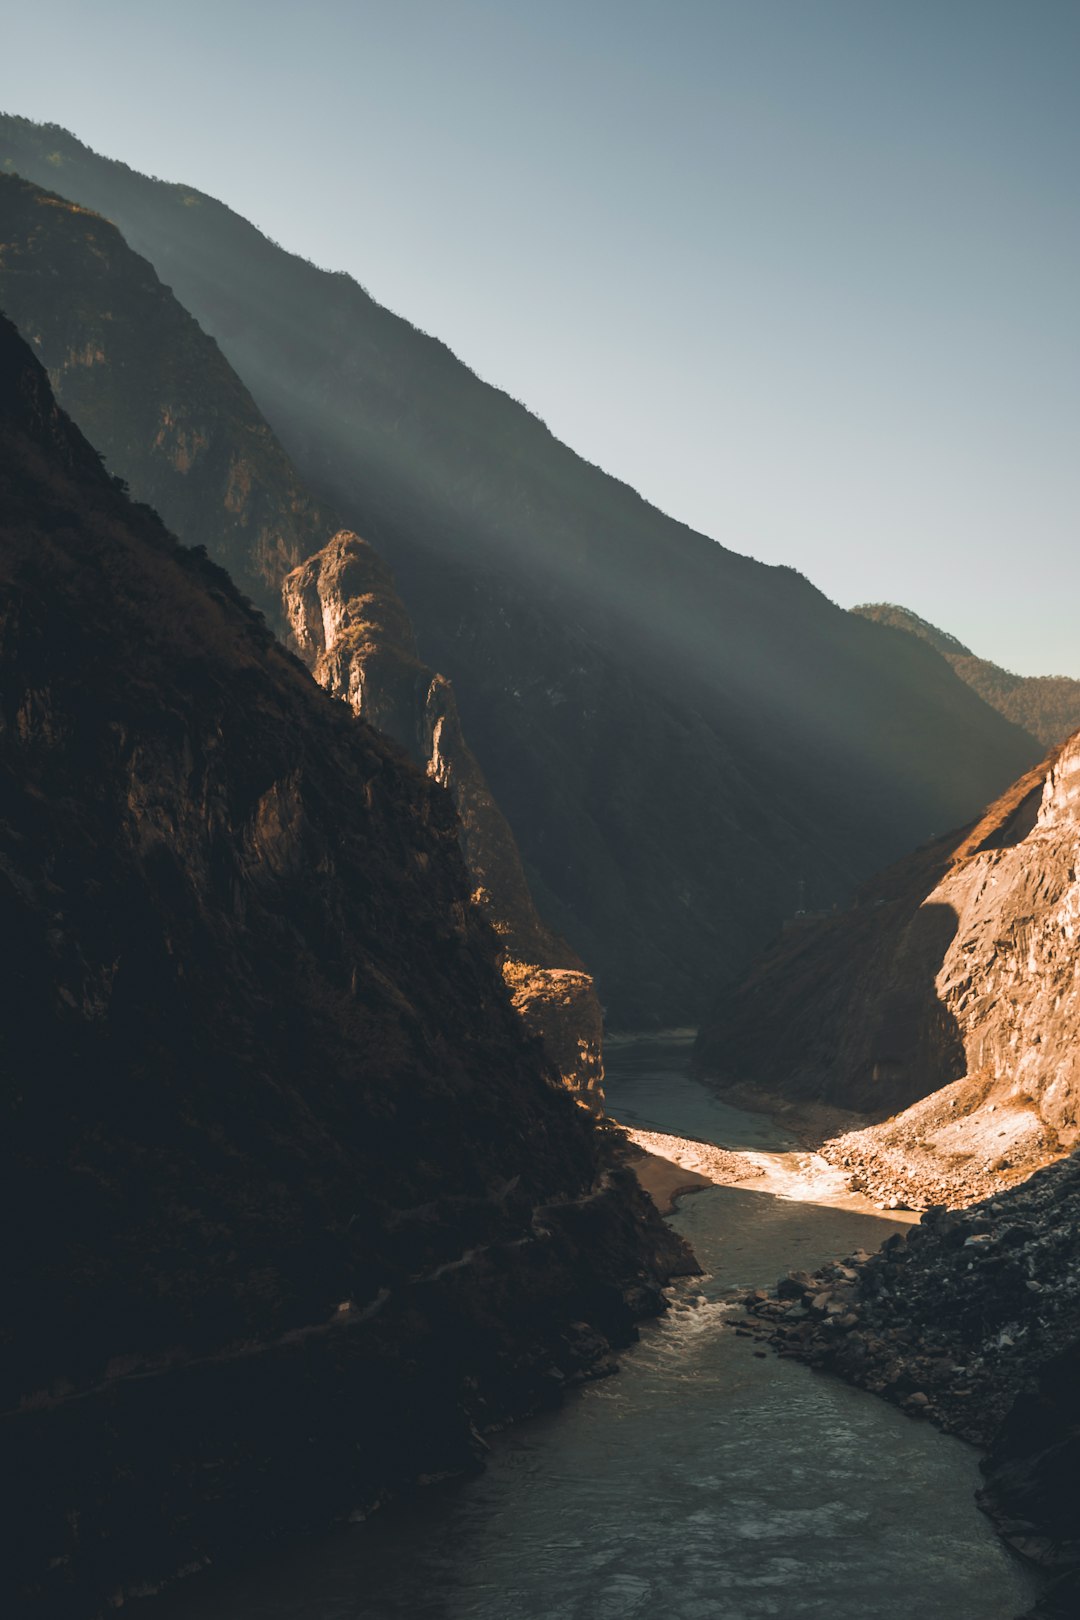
[742,1154,1080,1616]
[147,1034,1038,1620]
[698,1074,1066,1214]
[616,1124,763,1214]
[613,1038,1057,1616]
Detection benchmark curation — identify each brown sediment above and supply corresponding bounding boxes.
[626,1148,713,1216]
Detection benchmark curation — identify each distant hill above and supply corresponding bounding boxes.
[853,603,1080,748]
[0,115,1042,1023]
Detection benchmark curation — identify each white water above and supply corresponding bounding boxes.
[156,1035,1038,1619]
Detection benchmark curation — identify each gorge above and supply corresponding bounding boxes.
[1,84,1077,1620]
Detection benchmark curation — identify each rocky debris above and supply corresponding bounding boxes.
[744,1154,1080,1442]
[820,1073,1066,1212]
[739,1152,1080,1613]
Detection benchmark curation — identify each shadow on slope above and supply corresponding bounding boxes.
[0,115,1041,1023]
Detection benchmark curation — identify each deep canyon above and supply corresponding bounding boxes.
[1,106,1077,1620]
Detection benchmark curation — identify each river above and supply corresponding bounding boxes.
[154,1035,1038,1619]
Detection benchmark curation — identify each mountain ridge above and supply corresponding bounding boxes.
[853,602,1080,748]
[0,167,604,1098]
[0,113,1043,1024]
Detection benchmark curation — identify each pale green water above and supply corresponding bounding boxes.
[156,1036,1038,1620]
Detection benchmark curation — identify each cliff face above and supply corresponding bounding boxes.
[0,170,601,1100]
[0,117,1043,1025]
[0,316,691,1616]
[0,171,337,620]
[698,736,1080,1206]
[284,531,605,1101]
[854,603,1080,749]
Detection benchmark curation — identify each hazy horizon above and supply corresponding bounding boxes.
[2,0,1077,676]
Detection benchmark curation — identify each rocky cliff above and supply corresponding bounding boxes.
[854,603,1080,748]
[284,531,604,1101]
[0,314,691,1617]
[0,116,1042,1024]
[0,170,602,1100]
[698,734,1080,1208]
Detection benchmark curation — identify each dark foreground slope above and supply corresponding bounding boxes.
[0,117,1041,1022]
[0,170,603,1098]
[854,603,1080,749]
[0,315,690,1617]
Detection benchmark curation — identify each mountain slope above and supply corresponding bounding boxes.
[0,313,689,1615]
[696,732,1080,1207]
[0,116,1042,1022]
[854,603,1080,748]
[0,169,602,1097]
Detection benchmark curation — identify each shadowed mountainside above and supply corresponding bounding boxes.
[854,603,1080,748]
[0,170,602,1098]
[0,313,691,1616]
[0,116,1043,1023]
[283,529,604,1099]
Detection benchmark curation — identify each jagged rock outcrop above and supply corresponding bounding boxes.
[0,116,1043,1024]
[854,603,1080,748]
[0,315,692,1618]
[698,736,1080,1207]
[284,531,604,1101]
[0,171,602,1101]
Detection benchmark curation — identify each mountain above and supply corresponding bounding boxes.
[0,313,690,1616]
[0,169,602,1098]
[0,116,1043,1024]
[853,603,1080,748]
[695,731,1080,1208]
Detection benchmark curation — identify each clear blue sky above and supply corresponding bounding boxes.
[3,0,1078,674]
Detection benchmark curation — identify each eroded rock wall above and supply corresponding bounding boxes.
[698,737,1080,1203]
[284,532,605,1103]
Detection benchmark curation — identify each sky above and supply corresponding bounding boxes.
[3,0,1078,675]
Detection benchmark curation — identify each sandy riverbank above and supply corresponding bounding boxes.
[616,1123,765,1214]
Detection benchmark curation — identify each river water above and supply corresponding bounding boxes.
[156,1035,1038,1620]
